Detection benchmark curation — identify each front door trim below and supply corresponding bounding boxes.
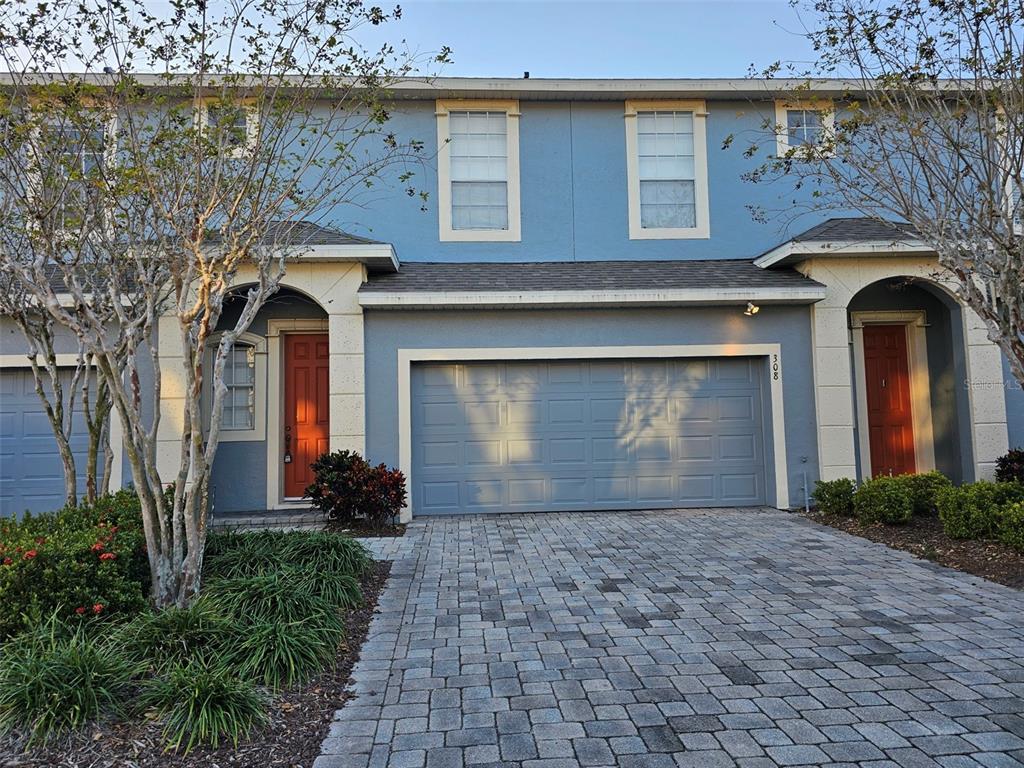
[850,310,935,478]
[265,318,329,510]
[396,343,789,518]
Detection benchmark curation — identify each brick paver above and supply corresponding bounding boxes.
[316,510,1024,768]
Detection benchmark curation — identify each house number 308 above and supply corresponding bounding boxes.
[772,354,780,381]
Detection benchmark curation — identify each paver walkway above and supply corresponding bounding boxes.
[316,509,1024,768]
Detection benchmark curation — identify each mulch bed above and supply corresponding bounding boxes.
[326,520,406,538]
[803,510,1024,590]
[4,560,392,768]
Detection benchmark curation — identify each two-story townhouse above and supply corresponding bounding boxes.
[3,77,1022,520]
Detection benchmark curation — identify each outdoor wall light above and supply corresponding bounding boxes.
[743,302,760,316]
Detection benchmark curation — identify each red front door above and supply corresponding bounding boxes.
[284,334,329,498]
[863,324,916,477]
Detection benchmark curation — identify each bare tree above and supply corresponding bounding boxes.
[0,0,446,607]
[736,0,1024,383]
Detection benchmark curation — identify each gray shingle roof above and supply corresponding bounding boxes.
[790,217,918,243]
[210,220,382,246]
[360,259,823,293]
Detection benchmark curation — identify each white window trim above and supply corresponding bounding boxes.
[774,99,836,158]
[624,99,710,240]
[849,310,936,478]
[28,110,119,237]
[436,99,521,242]
[204,331,267,442]
[197,98,259,159]
[395,343,789,521]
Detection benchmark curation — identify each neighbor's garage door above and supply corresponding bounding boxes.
[411,358,769,515]
[0,368,98,517]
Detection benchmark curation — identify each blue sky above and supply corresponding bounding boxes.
[360,1,820,78]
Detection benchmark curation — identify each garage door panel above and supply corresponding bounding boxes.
[1,368,100,518]
[411,358,768,514]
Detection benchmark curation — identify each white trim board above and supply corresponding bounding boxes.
[754,239,934,269]
[850,311,936,477]
[395,344,790,520]
[360,286,826,309]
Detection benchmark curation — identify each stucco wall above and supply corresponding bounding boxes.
[363,305,819,510]
[332,99,852,263]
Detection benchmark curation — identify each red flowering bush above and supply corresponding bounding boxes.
[305,450,407,530]
[0,490,149,639]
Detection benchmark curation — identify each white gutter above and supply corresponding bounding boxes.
[359,285,826,309]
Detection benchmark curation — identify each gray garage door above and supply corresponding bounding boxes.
[1,368,98,517]
[411,357,769,515]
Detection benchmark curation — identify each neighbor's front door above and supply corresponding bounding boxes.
[863,324,916,477]
[284,333,329,498]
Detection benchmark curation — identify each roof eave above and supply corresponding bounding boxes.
[293,243,399,273]
[755,240,936,269]
[358,285,826,310]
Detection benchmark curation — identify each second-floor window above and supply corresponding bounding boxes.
[775,100,835,158]
[436,99,521,242]
[625,100,710,239]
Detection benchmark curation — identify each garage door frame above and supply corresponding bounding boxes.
[1,354,124,514]
[397,344,789,519]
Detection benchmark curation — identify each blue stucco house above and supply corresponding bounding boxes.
[2,77,1022,519]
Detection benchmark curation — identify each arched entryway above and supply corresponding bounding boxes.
[847,277,971,482]
[208,286,330,513]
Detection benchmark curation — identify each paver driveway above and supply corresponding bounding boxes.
[316,509,1024,768]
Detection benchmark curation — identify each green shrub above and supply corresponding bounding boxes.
[118,600,238,671]
[937,481,1024,539]
[812,478,855,516]
[999,502,1024,552]
[205,529,370,580]
[228,619,342,690]
[140,661,268,753]
[0,616,140,744]
[305,450,407,529]
[996,448,1024,483]
[204,572,345,634]
[0,491,149,638]
[900,471,953,516]
[854,476,914,525]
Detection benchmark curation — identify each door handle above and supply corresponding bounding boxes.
[284,426,292,464]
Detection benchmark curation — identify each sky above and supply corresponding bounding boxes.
[357,0,821,79]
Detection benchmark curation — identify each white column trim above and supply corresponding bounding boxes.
[395,343,789,521]
[264,318,329,510]
[849,310,936,478]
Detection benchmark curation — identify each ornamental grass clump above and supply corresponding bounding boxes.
[0,616,140,745]
[228,619,342,690]
[118,600,240,672]
[140,661,268,754]
[204,529,371,579]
